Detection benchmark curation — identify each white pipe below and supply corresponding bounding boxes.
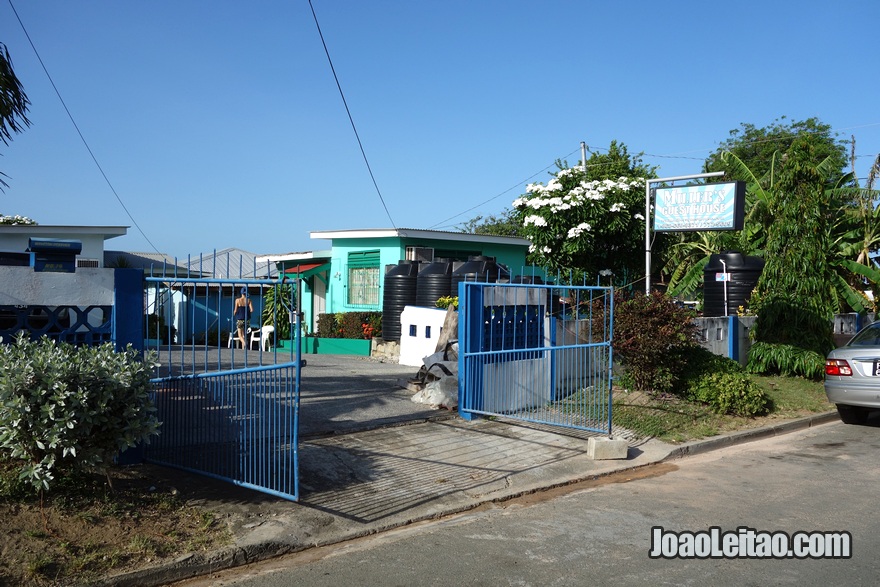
[720,258,728,316]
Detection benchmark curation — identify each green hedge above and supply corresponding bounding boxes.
[316,312,382,339]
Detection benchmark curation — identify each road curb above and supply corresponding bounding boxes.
[95,411,841,587]
[661,411,840,461]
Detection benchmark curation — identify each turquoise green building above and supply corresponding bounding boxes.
[261,228,532,335]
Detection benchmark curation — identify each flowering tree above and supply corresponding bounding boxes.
[512,142,654,285]
[0,213,36,225]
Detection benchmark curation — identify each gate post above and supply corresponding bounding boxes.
[113,268,144,352]
[728,314,738,363]
[458,281,483,421]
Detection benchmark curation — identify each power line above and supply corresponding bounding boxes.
[7,0,161,254]
[433,124,880,231]
[308,0,396,229]
[426,147,581,230]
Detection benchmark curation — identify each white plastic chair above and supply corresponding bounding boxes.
[249,325,275,351]
[228,327,251,348]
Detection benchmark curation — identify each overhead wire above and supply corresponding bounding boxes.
[307,0,396,229]
[6,0,162,255]
[426,147,582,230]
[433,124,880,230]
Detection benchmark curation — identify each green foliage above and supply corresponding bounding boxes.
[457,208,525,237]
[315,312,382,339]
[1,42,32,193]
[316,313,338,338]
[144,313,175,344]
[748,137,837,367]
[666,345,771,417]
[261,283,293,340]
[435,296,458,310]
[512,141,657,281]
[687,372,770,417]
[746,341,825,380]
[0,335,160,492]
[665,116,880,308]
[704,116,848,188]
[602,292,698,393]
[675,344,744,380]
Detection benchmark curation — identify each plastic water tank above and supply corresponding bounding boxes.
[382,260,420,341]
[703,251,765,317]
[450,256,507,296]
[416,258,453,307]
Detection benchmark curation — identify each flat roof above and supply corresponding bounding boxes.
[309,228,530,247]
[0,225,128,240]
[257,250,332,264]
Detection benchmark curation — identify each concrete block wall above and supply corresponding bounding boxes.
[694,315,756,366]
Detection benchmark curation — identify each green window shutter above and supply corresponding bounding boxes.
[347,251,380,306]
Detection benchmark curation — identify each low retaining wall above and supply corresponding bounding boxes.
[696,312,871,364]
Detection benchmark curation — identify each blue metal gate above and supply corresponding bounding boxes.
[458,281,613,434]
[143,266,303,501]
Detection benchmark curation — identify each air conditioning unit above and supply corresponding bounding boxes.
[405,247,434,263]
[76,258,100,268]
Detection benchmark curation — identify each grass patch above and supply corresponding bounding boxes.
[0,459,231,587]
[613,374,832,443]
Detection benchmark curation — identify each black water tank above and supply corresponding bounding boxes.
[382,260,420,341]
[416,258,453,307]
[450,256,507,296]
[703,251,765,317]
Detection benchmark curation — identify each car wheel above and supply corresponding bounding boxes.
[836,404,870,425]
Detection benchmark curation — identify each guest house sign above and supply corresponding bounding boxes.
[653,181,745,232]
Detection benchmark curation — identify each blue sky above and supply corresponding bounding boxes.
[2,1,878,258]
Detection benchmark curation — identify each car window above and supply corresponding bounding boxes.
[848,323,880,346]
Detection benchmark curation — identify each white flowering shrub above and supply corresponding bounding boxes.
[512,142,654,283]
[0,335,160,491]
[0,213,36,225]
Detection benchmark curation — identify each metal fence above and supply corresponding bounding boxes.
[148,363,299,500]
[143,258,303,501]
[458,281,614,435]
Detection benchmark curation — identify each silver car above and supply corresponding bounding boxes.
[825,321,880,424]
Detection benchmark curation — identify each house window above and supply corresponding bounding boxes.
[347,251,380,306]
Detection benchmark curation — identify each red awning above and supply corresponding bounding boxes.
[283,262,330,279]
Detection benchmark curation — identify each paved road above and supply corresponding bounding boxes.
[174,418,880,586]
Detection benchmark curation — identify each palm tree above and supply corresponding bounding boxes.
[1,42,31,191]
[663,150,777,298]
[664,149,880,314]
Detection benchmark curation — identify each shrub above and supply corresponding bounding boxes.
[435,296,458,310]
[688,372,770,417]
[599,291,699,393]
[316,312,382,339]
[340,312,366,339]
[674,345,745,383]
[674,346,770,416]
[316,313,338,338]
[261,283,293,340]
[746,341,825,380]
[0,335,160,492]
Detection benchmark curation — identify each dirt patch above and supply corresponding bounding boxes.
[0,464,232,587]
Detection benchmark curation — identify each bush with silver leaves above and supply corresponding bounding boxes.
[0,335,160,491]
